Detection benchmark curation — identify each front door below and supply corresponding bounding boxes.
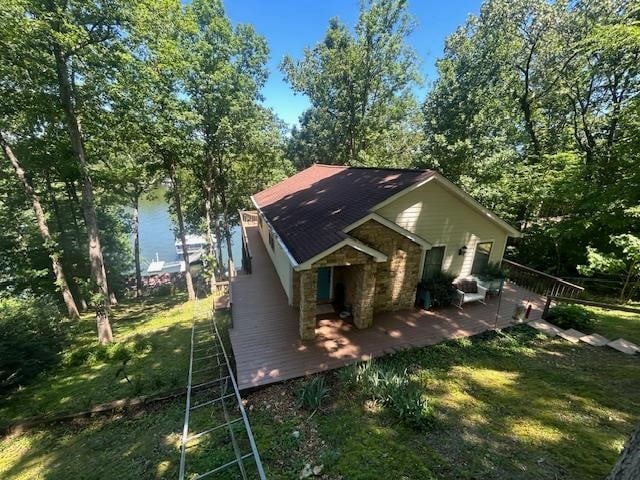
[316,267,332,301]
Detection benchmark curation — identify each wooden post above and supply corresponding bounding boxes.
[542,296,553,319]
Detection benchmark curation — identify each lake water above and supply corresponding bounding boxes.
[135,186,242,270]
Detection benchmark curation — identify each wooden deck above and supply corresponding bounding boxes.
[229,226,546,390]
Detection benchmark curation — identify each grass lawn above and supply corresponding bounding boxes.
[1,307,639,479]
[0,292,212,423]
[586,306,640,345]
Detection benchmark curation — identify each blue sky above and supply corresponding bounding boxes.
[224,1,482,126]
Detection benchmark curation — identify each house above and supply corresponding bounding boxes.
[251,164,520,340]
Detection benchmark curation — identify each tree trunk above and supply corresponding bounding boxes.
[133,194,143,298]
[1,134,80,319]
[53,44,112,341]
[215,219,224,277]
[95,300,113,344]
[168,158,195,300]
[204,172,217,294]
[607,423,640,480]
[219,188,234,262]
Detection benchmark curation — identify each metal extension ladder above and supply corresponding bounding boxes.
[179,302,266,479]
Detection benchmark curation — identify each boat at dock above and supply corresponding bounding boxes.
[175,234,209,256]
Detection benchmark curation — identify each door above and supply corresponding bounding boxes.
[316,267,332,301]
[422,246,445,281]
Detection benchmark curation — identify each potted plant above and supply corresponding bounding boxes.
[475,263,507,295]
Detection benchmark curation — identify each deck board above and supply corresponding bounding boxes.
[230,226,545,390]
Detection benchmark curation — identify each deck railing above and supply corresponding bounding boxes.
[240,210,258,226]
[238,210,257,274]
[501,259,585,298]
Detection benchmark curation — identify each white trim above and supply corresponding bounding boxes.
[295,236,387,271]
[251,196,300,267]
[370,173,521,237]
[343,212,432,248]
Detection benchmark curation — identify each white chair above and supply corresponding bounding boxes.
[454,279,488,308]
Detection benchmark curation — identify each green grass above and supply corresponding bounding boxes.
[586,306,640,345]
[0,293,213,423]
[1,308,639,480]
[249,326,640,480]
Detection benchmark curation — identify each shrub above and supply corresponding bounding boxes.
[546,304,597,332]
[477,262,507,280]
[339,360,434,430]
[423,271,457,308]
[0,295,65,390]
[296,376,330,411]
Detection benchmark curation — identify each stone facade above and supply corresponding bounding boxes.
[350,220,422,312]
[298,269,317,340]
[311,245,371,267]
[291,270,301,308]
[296,224,422,340]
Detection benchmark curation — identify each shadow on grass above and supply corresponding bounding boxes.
[360,325,640,480]
[0,293,208,423]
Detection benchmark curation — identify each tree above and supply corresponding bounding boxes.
[127,0,197,300]
[607,422,640,480]
[1,134,79,318]
[422,0,640,277]
[578,234,640,303]
[21,0,134,342]
[184,0,291,285]
[281,0,421,167]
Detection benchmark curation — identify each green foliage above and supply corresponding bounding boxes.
[0,295,65,390]
[340,360,433,430]
[423,271,457,308]
[546,304,598,332]
[476,262,507,280]
[296,376,330,411]
[422,0,640,281]
[578,234,640,302]
[282,0,421,167]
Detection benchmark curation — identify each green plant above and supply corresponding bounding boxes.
[340,360,434,430]
[296,376,330,411]
[547,304,597,332]
[0,295,65,390]
[423,271,457,308]
[477,262,507,280]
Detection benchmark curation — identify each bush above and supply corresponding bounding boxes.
[546,304,597,332]
[296,376,330,411]
[423,271,457,308]
[339,360,433,430]
[0,295,65,390]
[477,262,507,280]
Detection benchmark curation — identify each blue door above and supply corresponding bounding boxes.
[316,267,331,301]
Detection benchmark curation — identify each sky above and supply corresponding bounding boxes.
[224,0,483,126]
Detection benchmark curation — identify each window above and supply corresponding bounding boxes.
[471,242,493,274]
[422,246,445,281]
[268,231,274,251]
[258,215,263,229]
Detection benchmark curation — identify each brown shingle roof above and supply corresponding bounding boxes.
[253,164,435,264]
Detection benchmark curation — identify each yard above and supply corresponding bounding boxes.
[1,294,639,479]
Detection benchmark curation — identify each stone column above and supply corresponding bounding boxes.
[353,262,376,329]
[299,269,317,340]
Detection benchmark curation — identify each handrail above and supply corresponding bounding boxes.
[238,210,255,274]
[501,259,584,298]
[502,259,584,290]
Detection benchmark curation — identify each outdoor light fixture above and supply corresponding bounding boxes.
[458,245,467,256]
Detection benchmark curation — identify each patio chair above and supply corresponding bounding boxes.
[453,278,488,308]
